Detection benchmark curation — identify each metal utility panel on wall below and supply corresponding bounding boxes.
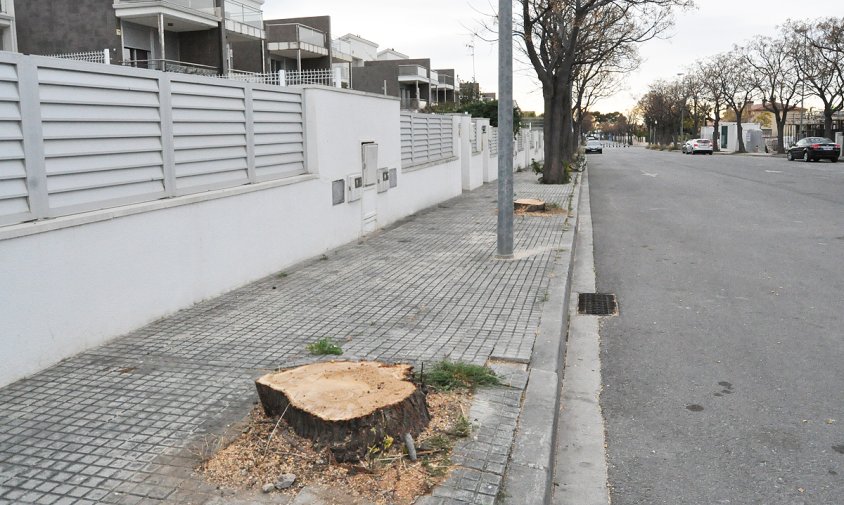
[346,175,363,202]
[361,143,378,234]
[376,168,389,193]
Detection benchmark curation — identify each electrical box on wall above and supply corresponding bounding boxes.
[362,143,378,186]
[347,174,363,202]
[376,168,390,193]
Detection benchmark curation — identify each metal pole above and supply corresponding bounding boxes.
[497,0,513,258]
[157,14,166,71]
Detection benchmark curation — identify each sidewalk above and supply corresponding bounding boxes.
[0,170,581,505]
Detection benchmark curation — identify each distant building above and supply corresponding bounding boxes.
[13,0,265,74]
[0,0,16,53]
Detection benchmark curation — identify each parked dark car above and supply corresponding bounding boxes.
[585,140,603,154]
[786,137,840,162]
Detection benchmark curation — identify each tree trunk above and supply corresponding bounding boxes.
[824,109,835,139]
[542,78,571,184]
[735,109,746,153]
[255,361,430,463]
[712,115,721,152]
[775,115,787,154]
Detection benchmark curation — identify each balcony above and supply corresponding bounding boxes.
[266,23,328,61]
[223,0,264,40]
[398,64,428,83]
[113,0,220,31]
[0,0,9,14]
[437,73,455,90]
[331,39,352,63]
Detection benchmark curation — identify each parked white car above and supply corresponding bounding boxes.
[682,138,713,155]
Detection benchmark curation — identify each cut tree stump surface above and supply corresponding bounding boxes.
[256,361,417,420]
[514,198,546,212]
[255,361,430,461]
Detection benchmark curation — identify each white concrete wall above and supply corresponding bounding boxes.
[0,87,466,388]
[836,133,843,159]
[459,115,483,191]
[467,121,486,190]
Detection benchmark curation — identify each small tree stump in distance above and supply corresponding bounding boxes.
[255,361,430,462]
[514,198,546,212]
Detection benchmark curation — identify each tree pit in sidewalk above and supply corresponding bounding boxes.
[198,360,483,505]
[513,198,567,217]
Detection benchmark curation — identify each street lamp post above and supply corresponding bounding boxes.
[496,0,513,258]
[677,73,685,149]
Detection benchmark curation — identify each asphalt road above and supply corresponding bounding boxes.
[587,147,844,504]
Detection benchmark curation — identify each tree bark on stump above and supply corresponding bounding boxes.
[255,361,430,462]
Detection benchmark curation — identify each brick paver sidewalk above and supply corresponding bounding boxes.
[0,171,577,505]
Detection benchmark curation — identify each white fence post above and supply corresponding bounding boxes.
[18,58,49,219]
[158,73,176,196]
[278,69,286,87]
[103,48,111,65]
[333,67,341,88]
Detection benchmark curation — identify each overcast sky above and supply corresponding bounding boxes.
[261,0,841,115]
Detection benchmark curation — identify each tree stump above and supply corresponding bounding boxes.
[514,198,546,212]
[255,361,430,462]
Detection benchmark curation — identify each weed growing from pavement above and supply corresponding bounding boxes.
[451,415,472,438]
[419,361,499,392]
[306,338,343,355]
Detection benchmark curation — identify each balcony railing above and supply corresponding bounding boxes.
[398,65,427,78]
[114,0,217,16]
[0,0,8,15]
[224,0,262,29]
[332,39,351,56]
[123,59,219,75]
[220,68,341,87]
[438,74,454,87]
[270,23,326,48]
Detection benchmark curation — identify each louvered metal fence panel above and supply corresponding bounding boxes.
[38,63,166,216]
[400,113,413,166]
[171,78,249,194]
[400,112,454,168]
[0,61,29,226]
[411,114,430,164]
[489,126,498,155]
[252,87,305,181]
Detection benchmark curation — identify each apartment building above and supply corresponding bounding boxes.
[0,0,16,53]
[14,0,265,74]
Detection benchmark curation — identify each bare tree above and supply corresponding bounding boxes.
[798,19,844,138]
[749,33,801,153]
[638,79,684,145]
[697,62,725,151]
[572,45,638,140]
[715,47,758,153]
[682,73,707,138]
[516,0,692,183]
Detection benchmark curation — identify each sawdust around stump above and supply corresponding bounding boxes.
[199,390,472,505]
[514,206,567,217]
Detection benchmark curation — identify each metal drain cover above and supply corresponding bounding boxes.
[578,293,618,316]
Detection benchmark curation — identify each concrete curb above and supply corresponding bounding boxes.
[501,168,585,503]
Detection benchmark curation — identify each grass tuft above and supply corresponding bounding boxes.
[421,361,499,391]
[306,338,343,356]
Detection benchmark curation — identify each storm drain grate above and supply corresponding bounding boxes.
[578,293,618,316]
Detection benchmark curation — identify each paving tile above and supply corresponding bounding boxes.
[0,172,575,505]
